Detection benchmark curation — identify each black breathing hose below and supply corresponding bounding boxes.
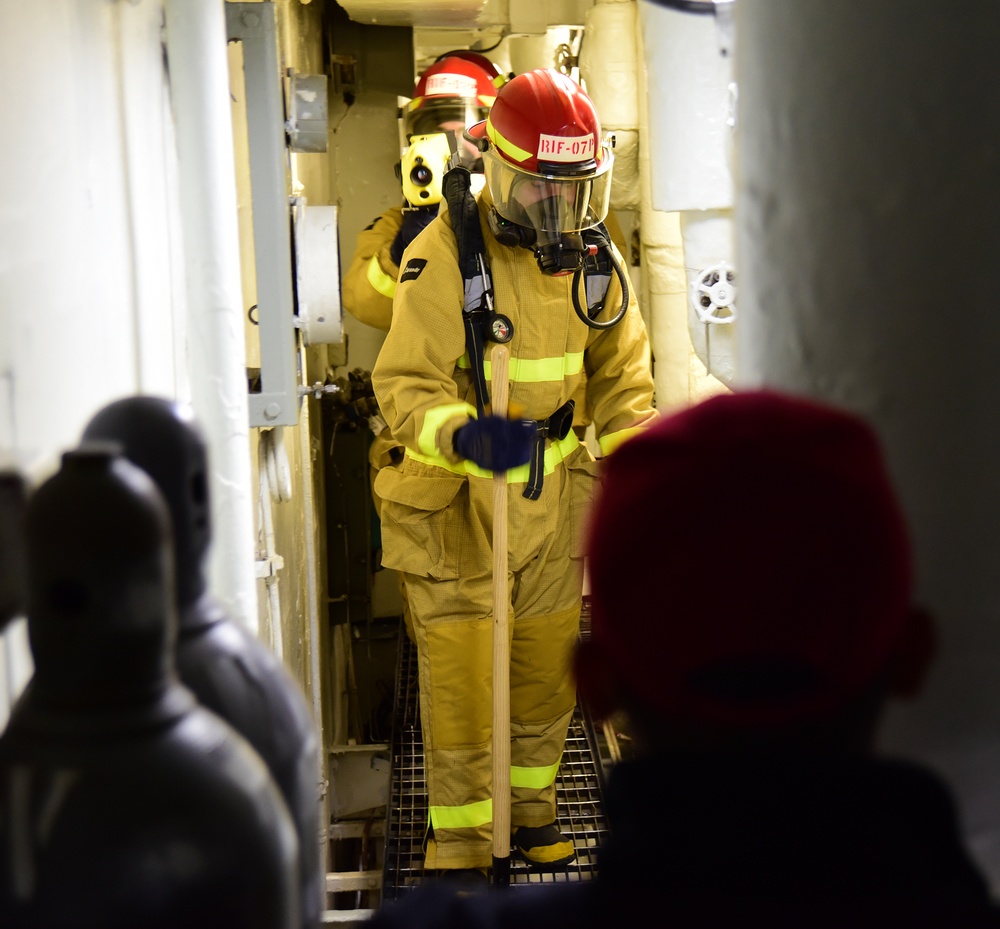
[572,244,629,330]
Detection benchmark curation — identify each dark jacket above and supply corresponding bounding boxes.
[370,752,1000,928]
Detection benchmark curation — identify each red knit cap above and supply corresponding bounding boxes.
[585,390,914,727]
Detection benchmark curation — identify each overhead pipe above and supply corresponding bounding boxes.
[163,0,259,633]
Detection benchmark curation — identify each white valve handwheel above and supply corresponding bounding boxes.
[692,262,738,325]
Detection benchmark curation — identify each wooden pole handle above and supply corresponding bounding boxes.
[490,343,511,885]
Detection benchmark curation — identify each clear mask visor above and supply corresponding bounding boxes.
[484,145,614,236]
[406,100,490,140]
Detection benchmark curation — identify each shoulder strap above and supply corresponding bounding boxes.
[443,165,493,416]
[581,223,614,316]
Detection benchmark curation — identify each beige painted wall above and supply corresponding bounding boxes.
[229,0,334,754]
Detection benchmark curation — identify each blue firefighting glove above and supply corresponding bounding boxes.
[389,208,437,266]
[453,416,537,472]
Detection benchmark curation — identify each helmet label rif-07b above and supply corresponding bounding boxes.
[425,73,480,98]
[537,134,596,162]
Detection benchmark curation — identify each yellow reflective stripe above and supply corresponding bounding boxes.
[418,402,476,457]
[405,447,468,475]
[456,352,585,383]
[366,254,397,300]
[486,117,532,165]
[600,426,645,457]
[478,93,498,106]
[405,429,579,483]
[429,798,493,831]
[510,757,561,790]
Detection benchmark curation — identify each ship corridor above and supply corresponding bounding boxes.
[2,0,1000,924]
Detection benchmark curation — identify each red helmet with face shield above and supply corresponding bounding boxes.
[466,69,614,239]
[403,55,504,140]
[434,50,505,83]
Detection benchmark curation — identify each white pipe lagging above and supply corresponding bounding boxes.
[257,432,285,663]
[580,0,641,213]
[163,0,259,634]
[295,386,327,742]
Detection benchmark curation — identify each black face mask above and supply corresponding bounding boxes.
[533,232,587,275]
[488,204,588,275]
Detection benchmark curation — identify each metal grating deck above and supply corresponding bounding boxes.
[382,619,609,899]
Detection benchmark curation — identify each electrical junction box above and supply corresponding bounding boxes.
[293,200,343,347]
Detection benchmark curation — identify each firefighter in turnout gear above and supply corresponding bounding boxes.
[340,54,508,646]
[371,69,657,879]
[342,52,507,529]
[340,53,506,334]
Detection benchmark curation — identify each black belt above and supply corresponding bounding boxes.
[523,399,576,501]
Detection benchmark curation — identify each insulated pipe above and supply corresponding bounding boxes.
[257,435,284,662]
[164,0,258,633]
[507,35,555,76]
[296,378,326,739]
[296,379,328,873]
[579,0,641,211]
[735,0,1000,888]
[635,20,690,412]
[640,0,736,388]
[578,0,676,400]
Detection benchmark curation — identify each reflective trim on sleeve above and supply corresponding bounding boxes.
[406,429,580,482]
[429,798,493,831]
[418,402,476,457]
[457,351,585,383]
[599,426,644,457]
[510,757,561,791]
[366,253,397,300]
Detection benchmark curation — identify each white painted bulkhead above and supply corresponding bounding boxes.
[0,0,192,723]
[0,0,328,747]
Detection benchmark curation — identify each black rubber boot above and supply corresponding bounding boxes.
[513,824,576,868]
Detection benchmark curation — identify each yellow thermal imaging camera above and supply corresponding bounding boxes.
[400,133,452,206]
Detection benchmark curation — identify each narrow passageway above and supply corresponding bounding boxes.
[4,1,1000,925]
[380,624,609,898]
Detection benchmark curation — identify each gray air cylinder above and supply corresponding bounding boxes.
[83,396,323,928]
[0,471,28,631]
[0,446,299,929]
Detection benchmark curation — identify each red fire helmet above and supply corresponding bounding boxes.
[466,69,614,234]
[435,49,505,82]
[403,54,504,140]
